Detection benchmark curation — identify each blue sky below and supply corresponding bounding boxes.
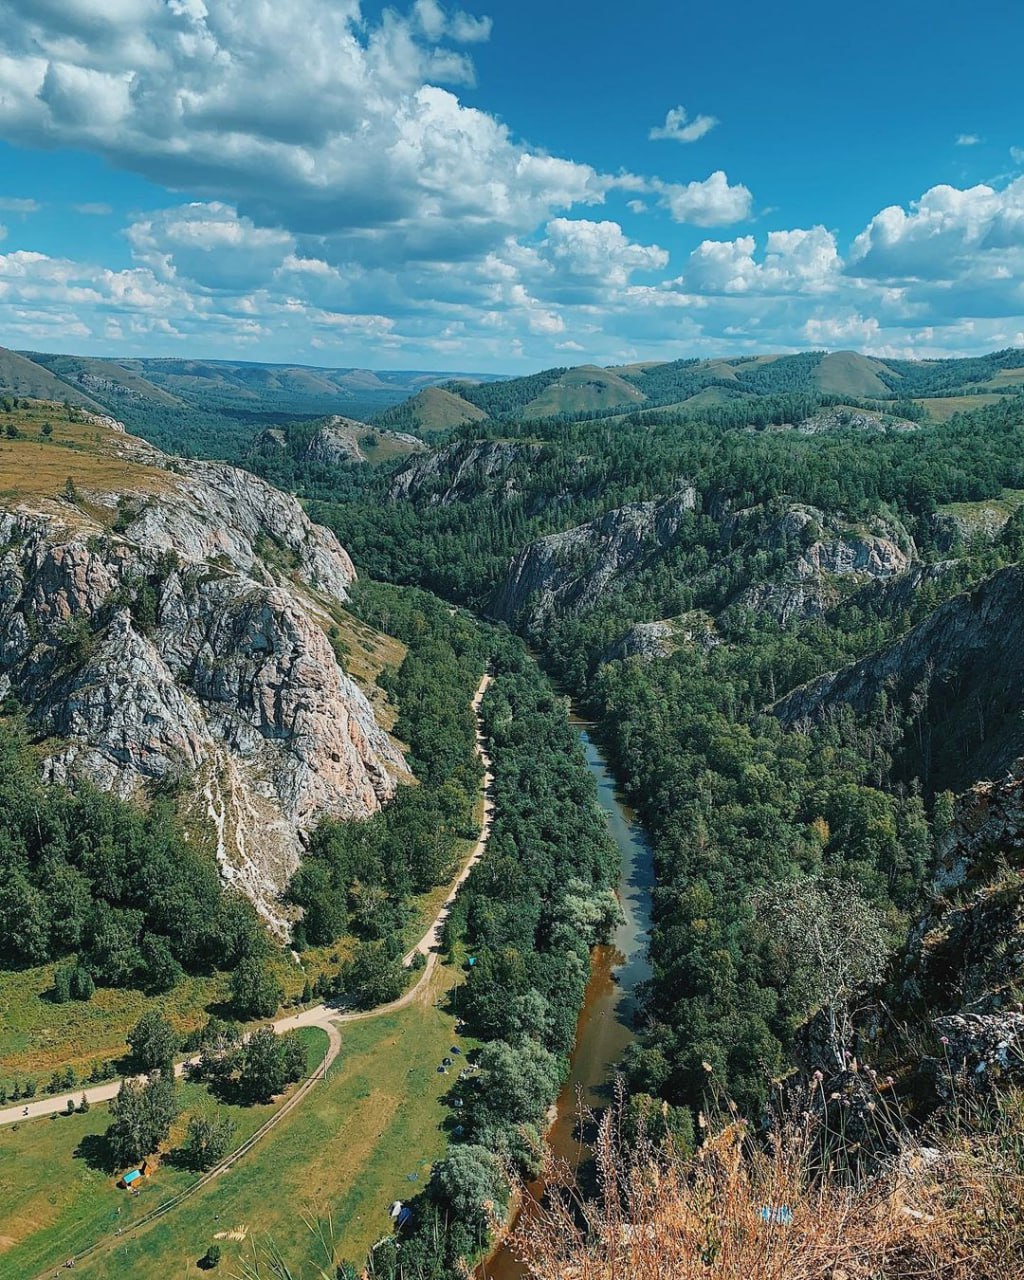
[1,0,1023,371]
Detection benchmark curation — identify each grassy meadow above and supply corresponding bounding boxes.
[0,1027,328,1280]
[68,966,465,1279]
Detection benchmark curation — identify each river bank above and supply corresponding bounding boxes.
[479,720,655,1279]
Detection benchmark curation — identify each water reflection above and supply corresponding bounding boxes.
[479,726,654,1279]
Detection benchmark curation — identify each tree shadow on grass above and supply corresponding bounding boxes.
[74,1131,117,1175]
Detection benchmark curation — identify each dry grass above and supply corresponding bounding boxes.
[515,1086,1024,1280]
[0,403,170,508]
[914,395,1008,422]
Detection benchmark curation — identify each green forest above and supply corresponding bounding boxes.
[262,388,1024,1130]
[6,364,1024,1277]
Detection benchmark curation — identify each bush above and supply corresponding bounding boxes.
[230,952,283,1020]
[180,1112,236,1171]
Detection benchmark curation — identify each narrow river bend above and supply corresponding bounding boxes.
[480,716,655,1279]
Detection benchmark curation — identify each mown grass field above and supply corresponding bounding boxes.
[0,1027,328,1280]
[70,966,465,1279]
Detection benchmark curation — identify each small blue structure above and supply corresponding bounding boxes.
[122,1169,142,1188]
[396,1207,413,1230]
[758,1205,793,1226]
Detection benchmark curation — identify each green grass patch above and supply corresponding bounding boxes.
[0,1027,328,1280]
[915,394,1009,422]
[937,488,1024,524]
[70,971,465,1278]
[0,967,228,1089]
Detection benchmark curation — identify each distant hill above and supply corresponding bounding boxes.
[25,352,184,408]
[1,348,502,458]
[811,350,894,399]
[374,385,489,435]
[0,347,107,411]
[373,347,1024,429]
[20,352,501,421]
[520,365,645,417]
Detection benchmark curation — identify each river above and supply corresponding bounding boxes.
[479,717,655,1279]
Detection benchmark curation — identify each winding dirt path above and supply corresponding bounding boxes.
[1,670,493,1134]
[16,669,495,1280]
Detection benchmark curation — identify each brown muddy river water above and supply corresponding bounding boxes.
[479,721,655,1279]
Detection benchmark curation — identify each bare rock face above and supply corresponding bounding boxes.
[932,762,1024,894]
[930,1013,1024,1095]
[931,501,1020,553]
[603,611,721,664]
[125,458,356,602]
[791,407,918,435]
[489,489,699,627]
[0,448,406,929]
[604,620,678,663]
[251,418,425,469]
[774,568,1024,773]
[727,505,915,625]
[888,763,1024,1095]
[388,440,543,506]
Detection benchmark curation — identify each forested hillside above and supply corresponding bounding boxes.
[8,354,1024,1278]
[260,384,1024,1127]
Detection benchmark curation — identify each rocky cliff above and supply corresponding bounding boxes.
[726,504,915,624]
[387,440,544,506]
[0,423,406,929]
[488,489,699,627]
[892,762,1024,1088]
[774,565,1024,787]
[253,416,423,468]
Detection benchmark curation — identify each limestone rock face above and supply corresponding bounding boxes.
[489,489,699,627]
[603,612,721,664]
[886,763,1024,1095]
[727,505,915,625]
[251,418,425,470]
[931,501,1020,553]
[604,620,678,663]
[0,447,405,929]
[388,440,543,506]
[790,407,918,434]
[773,567,1024,764]
[125,458,356,602]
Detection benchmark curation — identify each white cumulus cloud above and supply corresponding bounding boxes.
[656,172,752,227]
[649,106,718,144]
[0,0,619,266]
[684,227,841,294]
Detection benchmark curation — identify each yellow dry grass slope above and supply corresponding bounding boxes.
[0,404,171,510]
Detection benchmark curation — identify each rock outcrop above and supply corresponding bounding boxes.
[774,567,1024,784]
[387,440,543,506]
[791,407,918,434]
[0,433,406,928]
[727,505,915,625]
[489,489,699,627]
[603,611,721,664]
[604,620,678,663]
[251,417,423,468]
[930,497,1023,553]
[894,765,1024,1082]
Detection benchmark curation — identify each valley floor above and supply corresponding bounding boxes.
[0,671,494,1279]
